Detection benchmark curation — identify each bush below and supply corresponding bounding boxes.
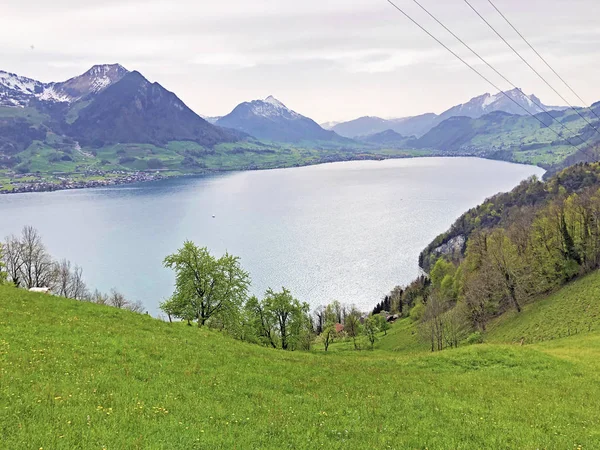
[409,302,425,322]
[465,331,484,345]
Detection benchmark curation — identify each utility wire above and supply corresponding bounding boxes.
[486,0,600,123]
[384,0,585,154]
[463,0,600,136]
[409,0,587,147]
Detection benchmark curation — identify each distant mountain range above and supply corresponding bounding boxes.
[2,64,596,178]
[0,64,242,153]
[328,89,567,139]
[216,96,344,142]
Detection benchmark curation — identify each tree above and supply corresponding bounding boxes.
[54,259,73,298]
[109,289,128,309]
[126,300,145,314]
[376,313,390,335]
[419,294,446,352]
[263,288,309,351]
[364,316,378,349]
[245,295,278,348]
[19,226,54,289]
[344,308,362,350]
[0,243,7,285]
[321,321,336,351]
[88,289,109,305]
[3,235,24,287]
[162,242,250,327]
[390,286,404,315]
[246,288,310,350]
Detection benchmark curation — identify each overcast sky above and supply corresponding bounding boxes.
[2,0,599,122]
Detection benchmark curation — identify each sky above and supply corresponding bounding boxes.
[1,0,599,123]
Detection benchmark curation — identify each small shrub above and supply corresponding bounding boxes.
[465,331,484,345]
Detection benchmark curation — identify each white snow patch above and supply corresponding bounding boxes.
[264,95,286,108]
[38,86,71,103]
[248,96,302,120]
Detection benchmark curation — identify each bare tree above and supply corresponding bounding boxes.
[126,300,145,314]
[70,265,88,300]
[54,259,72,297]
[3,235,24,287]
[419,294,446,352]
[109,289,128,309]
[88,289,109,305]
[19,226,54,289]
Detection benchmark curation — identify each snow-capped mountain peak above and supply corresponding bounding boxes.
[247,96,301,119]
[0,64,129,107]
[264,95,286,109]
[0,71,45,106]
[216,96,339,142]
[53,64,129,100]
[436,88,564,123]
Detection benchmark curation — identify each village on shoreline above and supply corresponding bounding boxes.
[0,170,168,194]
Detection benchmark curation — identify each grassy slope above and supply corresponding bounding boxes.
[378,270,600,351]
[1,286,599,449]
[486,271,600,345]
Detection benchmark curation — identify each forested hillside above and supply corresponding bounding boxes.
[383,162,600,352]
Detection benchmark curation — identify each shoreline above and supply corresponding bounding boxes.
[0,152,544,196]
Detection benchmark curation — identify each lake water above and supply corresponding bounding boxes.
[0,158,544,315]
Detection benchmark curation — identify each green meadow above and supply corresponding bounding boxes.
[1,270,600,449]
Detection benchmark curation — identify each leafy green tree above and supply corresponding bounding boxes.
[364,316,378,349]
[375,313,390,335]
[344,309,362,350]
[246,288,310,350]
[245,295,278,348]
[321,321,336,351]
[162,241,250,327]
[263,288,310,350]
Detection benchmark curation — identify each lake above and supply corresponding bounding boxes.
[0,157,544,315]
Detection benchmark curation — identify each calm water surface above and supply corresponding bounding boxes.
[0,158,544,315]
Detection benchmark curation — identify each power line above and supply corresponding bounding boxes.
[463,0,600,136]
[384,0,585,154]
[486,0,600,123]
[409,0,587,147]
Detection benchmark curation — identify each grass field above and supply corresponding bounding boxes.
[1,277,600,449]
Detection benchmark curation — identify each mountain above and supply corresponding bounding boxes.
[0,65,247,156]
[389,114,439,138]
[216,96,343,142]
[69,71,242,147]
[0,71,62,106]
[329,90,566,139]
[330,114,438,139]
[434,88,565,125]
[330,116,392,139]
[357,129,414,148]
[52,64,128,102]
[320,121,341,130]
[0,64,128,107]
[200,115,221,124]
